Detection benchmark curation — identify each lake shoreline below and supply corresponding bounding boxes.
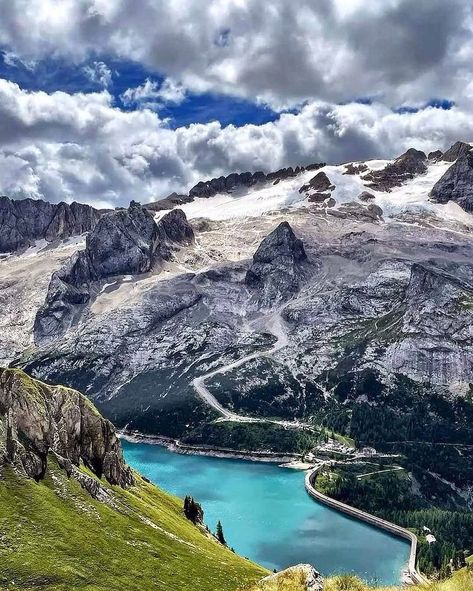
[122,436,412,585]
[119,430,306,466]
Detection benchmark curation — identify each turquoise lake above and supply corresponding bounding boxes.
[123,440,410,585]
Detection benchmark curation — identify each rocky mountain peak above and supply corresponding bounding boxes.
[246,221,307,305]
[363,147,427,191]
[0,368,134,489]
[430,149,473,211]
[87,200,160,277]
[442,141,471,162]
[34,203,194,342]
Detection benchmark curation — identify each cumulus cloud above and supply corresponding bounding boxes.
[1,79,473,207]
[0,0,472,109]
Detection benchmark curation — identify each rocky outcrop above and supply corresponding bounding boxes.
[0,196,101,253]
[34,203,194,341]
[344,163,368,175]
[255,564,323,591]
[246,221,307,305]
[305,162,326,172]
[363,148,427,191]
[358,191,375,201]
[145,192,193,212]
[189,171,266,198]
[157,208,195,247]
[0,368,134,488]
[430,150,473,211]
[442,141,471,162]
[299,172,335,197]
[188,167,309,199]
[87,200,161,277]
[428,150,443,161]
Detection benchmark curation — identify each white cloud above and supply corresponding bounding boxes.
[121,78,186,109]
[83,61,113,88]
[0,1,472,110]
[1,79,473,208]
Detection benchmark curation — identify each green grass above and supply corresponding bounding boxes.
[0,458,267,591]
[244,568,473,591]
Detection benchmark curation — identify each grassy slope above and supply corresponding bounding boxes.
[0,458,267,591]
[244,570,473,591]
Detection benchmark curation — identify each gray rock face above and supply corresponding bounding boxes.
[157,208,195,247]
[442,141,471,162]
[386,263,473,383]
[0,367,134,487]
[430,150,473,211]
[87,200,160,277]
[246,221,307,305]
[34,203,194,341]
[363,148,427,191]
[0,196,100,253]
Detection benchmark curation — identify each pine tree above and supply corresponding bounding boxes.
[216,520,226,545]
[183,495,203,525]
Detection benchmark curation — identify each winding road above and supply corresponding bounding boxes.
[192,313,308,430]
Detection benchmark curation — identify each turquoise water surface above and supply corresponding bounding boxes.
[123,440,409,585]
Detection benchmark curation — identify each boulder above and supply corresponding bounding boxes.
[430,150,473,211]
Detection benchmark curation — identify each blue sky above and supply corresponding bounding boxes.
[0,51,280,129]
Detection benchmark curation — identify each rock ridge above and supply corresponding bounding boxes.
[0,196,101,253]
[0,367,134,488]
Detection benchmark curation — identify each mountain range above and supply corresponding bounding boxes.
[0,142,472,488]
